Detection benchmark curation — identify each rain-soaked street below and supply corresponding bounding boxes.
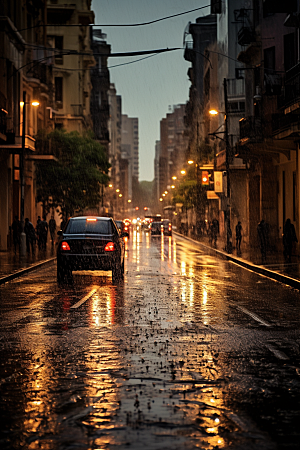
[1,230,300,450]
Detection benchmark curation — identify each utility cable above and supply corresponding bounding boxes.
[17,5,210,32]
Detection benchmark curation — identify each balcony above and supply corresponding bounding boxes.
[239,116,263,143]
[278,63,300,110]
[272,113,300,139]
[0,109,7,139]
[237,26,255,46]
[184,42,194,62]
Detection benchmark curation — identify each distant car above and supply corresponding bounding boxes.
[115,220,130,238]
[162,219,172,236]
[150,221,163,236]
[56,216,126,283]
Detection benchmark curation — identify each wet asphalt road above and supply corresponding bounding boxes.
[1,230,300,450]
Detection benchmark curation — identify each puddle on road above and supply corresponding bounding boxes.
[0,236,280,449]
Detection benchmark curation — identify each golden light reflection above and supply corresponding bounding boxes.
[173,240,176,263]
[168,237,172,261]
[161,237,164,261]
[181,261,186,276]
[146,230,150,248]
[90,287,117,326]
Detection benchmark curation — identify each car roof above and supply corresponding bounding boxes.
[69,216,112,221]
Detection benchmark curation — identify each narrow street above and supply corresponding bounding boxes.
[1,230,300,449]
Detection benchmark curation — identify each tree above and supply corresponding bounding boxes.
[35,129,110,218]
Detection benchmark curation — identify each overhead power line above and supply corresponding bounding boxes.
[18,5,210,32]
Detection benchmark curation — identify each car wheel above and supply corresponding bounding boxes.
[112,260,122,283]
[57,260,72,283]
[121,259,125,278]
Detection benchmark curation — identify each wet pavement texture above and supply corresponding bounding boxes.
[1,231,300,449]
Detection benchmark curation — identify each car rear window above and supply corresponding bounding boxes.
[66,219,112,235]
[151,222,162,227]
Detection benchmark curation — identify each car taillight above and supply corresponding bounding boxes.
[61,241,70,251]
[104,242,115,251]
[169,224,172,231]
[124,226,128,231]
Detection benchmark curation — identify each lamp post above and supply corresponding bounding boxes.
[19,92,39,256]
[224,78,232,253]
[19,91,27,256]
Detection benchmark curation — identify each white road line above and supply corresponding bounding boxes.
[266,344,289,360]
[237,305,272,327]
[70,288,98,309]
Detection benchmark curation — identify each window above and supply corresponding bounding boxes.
[284,33,296,72]
[66,219,112,235]
[55,77,63,103]
[55,36,63,64]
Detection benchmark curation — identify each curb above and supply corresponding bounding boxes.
[174,232,300,290]
[0,257,56,285]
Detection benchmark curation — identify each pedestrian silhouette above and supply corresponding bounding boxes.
[39,216,48,250]
[211,218,219,247]
[235,221,242,254]
[283,218,298,263]
[24,218,36,255]
[11,216,21,254]
[257,219,268,262]
[49,215,57,246]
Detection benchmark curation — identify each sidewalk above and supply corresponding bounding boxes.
[0,241,56,285]
[175,231,300,290]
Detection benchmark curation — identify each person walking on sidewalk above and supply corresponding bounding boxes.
[235,221,242,254]
[11,216,21,254]
[24,218,36,255]
[49,215,57,246]
[257,219,268,262]
[283,218,298,263]
[211,218,219,247]
[39,216,48,251]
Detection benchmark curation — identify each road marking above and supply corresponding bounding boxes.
[70,288,98,309]
[237,306,272,327]
[266,344,289,360]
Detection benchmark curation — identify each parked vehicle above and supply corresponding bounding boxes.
[57,216,126,283]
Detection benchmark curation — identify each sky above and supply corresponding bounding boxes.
[92,0,210,181]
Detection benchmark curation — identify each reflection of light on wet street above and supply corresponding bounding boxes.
[0,232,283,450]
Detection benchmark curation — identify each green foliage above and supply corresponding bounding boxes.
[35,129,110,218]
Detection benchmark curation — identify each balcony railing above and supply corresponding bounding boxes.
[278,63,300,109]
[227,78,245,98]
[184,41,194,62]
[239,116,263,142]
[272,113,300,137]
[237,26,255,46]
[0,109,7,136]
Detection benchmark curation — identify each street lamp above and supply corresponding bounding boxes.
[20,91,39,256]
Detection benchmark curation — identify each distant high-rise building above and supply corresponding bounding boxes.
[121,115,139,199]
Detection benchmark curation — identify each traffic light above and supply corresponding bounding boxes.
[201,171,209,186]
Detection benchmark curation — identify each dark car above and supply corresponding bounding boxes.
[162,219,172,236]
[150,221,163,236]
[115,220,130,238]
[57,216,126,283]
